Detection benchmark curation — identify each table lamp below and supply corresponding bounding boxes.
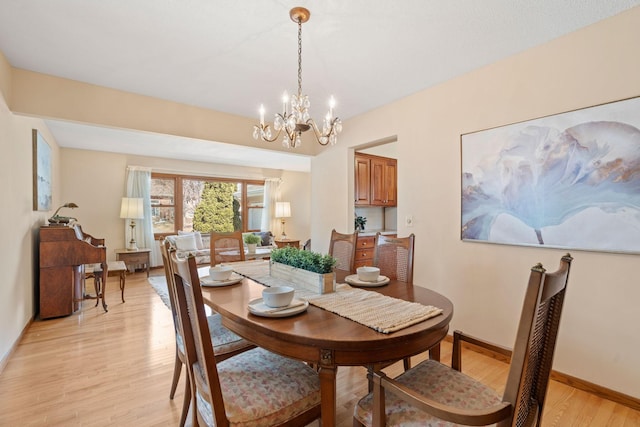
[275,201,291,240]
[48,202,78,225]
[120,197,144,251]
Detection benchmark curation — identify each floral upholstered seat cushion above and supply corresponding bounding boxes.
[354,359,502,427]
[205,314,249,354]
[195,347,320,427]
[175,313,247,355]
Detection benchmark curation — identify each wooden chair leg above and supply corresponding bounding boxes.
[403,356,411,371]
[429,342,441,361]
[179,372,191,427]
[170,349,182,399]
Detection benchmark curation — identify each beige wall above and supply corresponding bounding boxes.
[313,7,640,398]
[0,51,64,362]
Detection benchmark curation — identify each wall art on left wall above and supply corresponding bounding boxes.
[32,129,52,211]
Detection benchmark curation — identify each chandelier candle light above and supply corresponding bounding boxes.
[120,197,144,251]
[253,7,342,148]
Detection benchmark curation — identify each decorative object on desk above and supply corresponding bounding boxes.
[354,215,367,232]
[253,6,342,148]
[275,201,291,239]
[462,95,640,254]
[270,246,337,294]
[32,129,52,211]
[47,202,78,225]
[243,233,261,254]
[120,197,144,251]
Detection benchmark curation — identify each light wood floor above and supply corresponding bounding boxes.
[1,270,639,426]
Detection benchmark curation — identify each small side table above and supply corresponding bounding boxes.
[115,248,151,277]
[274,238,300,249]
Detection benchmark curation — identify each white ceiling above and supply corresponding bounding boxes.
[1,0,639,171]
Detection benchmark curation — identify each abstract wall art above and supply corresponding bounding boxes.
[33,129,52,211]
[461,96,640,254]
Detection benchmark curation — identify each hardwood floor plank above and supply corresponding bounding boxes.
[0,269,638,426]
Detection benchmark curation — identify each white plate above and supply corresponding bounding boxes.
[200,273,243,287]
[344,274,391,287]
[248,298,309,318]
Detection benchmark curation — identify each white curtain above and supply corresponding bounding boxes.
[125,166,160,266]
[261,178,281,233]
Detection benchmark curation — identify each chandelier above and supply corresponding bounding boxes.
[253,7,342,148]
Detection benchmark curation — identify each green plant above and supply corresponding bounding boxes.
[243,233,261,245]
[355,215,367,231]
[270,246,337,274]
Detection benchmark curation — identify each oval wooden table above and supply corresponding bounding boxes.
[200,276,453,427]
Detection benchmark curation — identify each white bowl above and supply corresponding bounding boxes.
[262,286,295,308]
[209,265,233,281]
[357,266,380,282]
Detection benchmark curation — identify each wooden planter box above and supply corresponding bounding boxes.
[269,261,335,294]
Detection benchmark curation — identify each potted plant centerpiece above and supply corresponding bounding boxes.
[243,233,261,254]
[269,246,337,294]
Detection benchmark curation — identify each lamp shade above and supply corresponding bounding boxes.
[275,201,291,218]
[120,197,144,219]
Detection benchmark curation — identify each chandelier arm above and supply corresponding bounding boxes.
[254,125,280,143]
[305,118,337,146]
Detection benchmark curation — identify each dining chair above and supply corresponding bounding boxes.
[328,229,358,274]
[210,231,246,266]
[172,253,322,427]
[370,233,417,373]
[160,239,254,427]
[353,253,574,427]
[373,233,415,284]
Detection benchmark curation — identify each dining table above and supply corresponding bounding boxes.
[200,265,454,427]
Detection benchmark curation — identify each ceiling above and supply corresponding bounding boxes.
[1,0,639,172]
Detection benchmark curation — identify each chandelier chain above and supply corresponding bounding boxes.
[297,19,303,97]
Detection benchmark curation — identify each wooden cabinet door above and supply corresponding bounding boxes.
[354,155,371,205]
[370,157,397,206]
[383,158,397,206]
[370,157,386,205]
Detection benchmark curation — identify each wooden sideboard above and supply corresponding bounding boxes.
[354,233,397,269]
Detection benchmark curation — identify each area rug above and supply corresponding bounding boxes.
[148,275,171,309]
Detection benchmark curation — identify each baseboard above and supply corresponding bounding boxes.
[0,316,33,375]
[443,335,640,412]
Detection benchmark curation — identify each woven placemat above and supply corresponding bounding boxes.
[305,284,443,334]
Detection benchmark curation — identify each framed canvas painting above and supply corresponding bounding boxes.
[461,95,640,254]
[33,129,52,211]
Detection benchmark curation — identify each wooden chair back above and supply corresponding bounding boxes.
[160,239,181,338]
[373,233,415,283]
[328,229,358,274]
[171,254,228,427]
[498,253,573,426]
[160,239,193,426]
[210,231,245,266]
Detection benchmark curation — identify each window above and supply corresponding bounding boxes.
[151,173,264,238]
